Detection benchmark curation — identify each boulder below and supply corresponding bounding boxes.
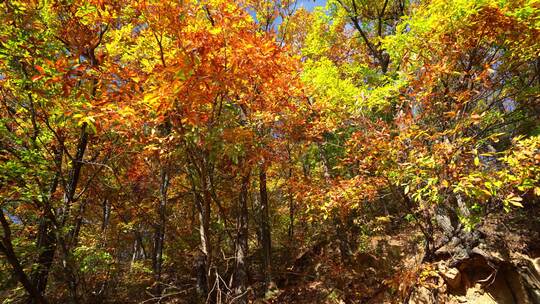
[438,263,462,290]
[409,286,434,304]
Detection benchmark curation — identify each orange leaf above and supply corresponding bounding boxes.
[35,65,45,74]
[32,75,44,82]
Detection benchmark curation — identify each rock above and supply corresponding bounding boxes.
[438,263,462,290]
[471,244,506,263]
[409,286,434,304]
[511,252,540,304]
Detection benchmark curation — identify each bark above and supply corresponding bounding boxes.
[193,182,211,299]
[334,217,352,264]
[316,142,331,181]
[27,30,101,301]
[69,199,88,248]
[131,238,140,269]
[195,252,208,300]
[134,228,147,259]
[130,227,147,270]
[32,218,56,299]
[31,147,62,296]
[58,123,89,304]
[287,166,294,241]
[152,167,169,296]
[61,123,89,224]
[201,168,213,290]
[433,199,481,265]
[288,192,295,242]
[259,165,272,291]
[101,198,110,233]
[0,210,48,304]
[234,173,250,304]
[336,0,398,75]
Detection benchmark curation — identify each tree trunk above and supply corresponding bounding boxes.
[194,251,208,301]
[31,147,62,297]
[33,124,88,304]
[334,217,352,264]
[202,170,213,290]
[234,173,250,304]
[317,142,331,181]
[259,165,272,291]
[32,217,56,299]
[432,198,481,265]
[61,124,89,304]
[69,199,87,248]
[0,210,48,304]
[153,167,169,296]
[131,237,140,270]
[193,183,211,299]
[287,167,294,241]
[61,124,89,225]
[101,198,110,233]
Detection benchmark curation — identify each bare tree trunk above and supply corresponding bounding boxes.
[259,165,272,291]
[101,198,110,233]
[131,237,139,270]
[193,182,211,299]
[194,252,208,301]
[287,166,294,241]
[152,167,169,296]
[201,169,213,289]
[234,173,250,304]
[288,197,294,241]
[130,225,148,271]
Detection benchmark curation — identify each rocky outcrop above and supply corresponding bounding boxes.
[408,249,540,304]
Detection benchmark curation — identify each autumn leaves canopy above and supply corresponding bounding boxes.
[0,0,539,303]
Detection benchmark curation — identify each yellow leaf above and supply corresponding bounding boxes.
[441,179,449,188]
[506,195,523,207]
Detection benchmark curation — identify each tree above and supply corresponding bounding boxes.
[0,0,538,303]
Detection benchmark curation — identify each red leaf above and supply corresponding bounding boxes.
[35,65,45,74]
[31,75,44,82]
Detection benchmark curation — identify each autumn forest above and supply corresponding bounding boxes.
[0,0,539,303]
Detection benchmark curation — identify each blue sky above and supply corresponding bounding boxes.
[298,0,327,11]
[248,0,327,26]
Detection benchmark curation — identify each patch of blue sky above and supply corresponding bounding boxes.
[248,0,327,27]
[298,0,327,11]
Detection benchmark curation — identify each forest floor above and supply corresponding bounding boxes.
[263,204,540,304]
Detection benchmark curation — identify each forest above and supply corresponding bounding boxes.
[0,0,539,303]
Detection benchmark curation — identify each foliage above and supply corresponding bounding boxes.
[0,0,538,303]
